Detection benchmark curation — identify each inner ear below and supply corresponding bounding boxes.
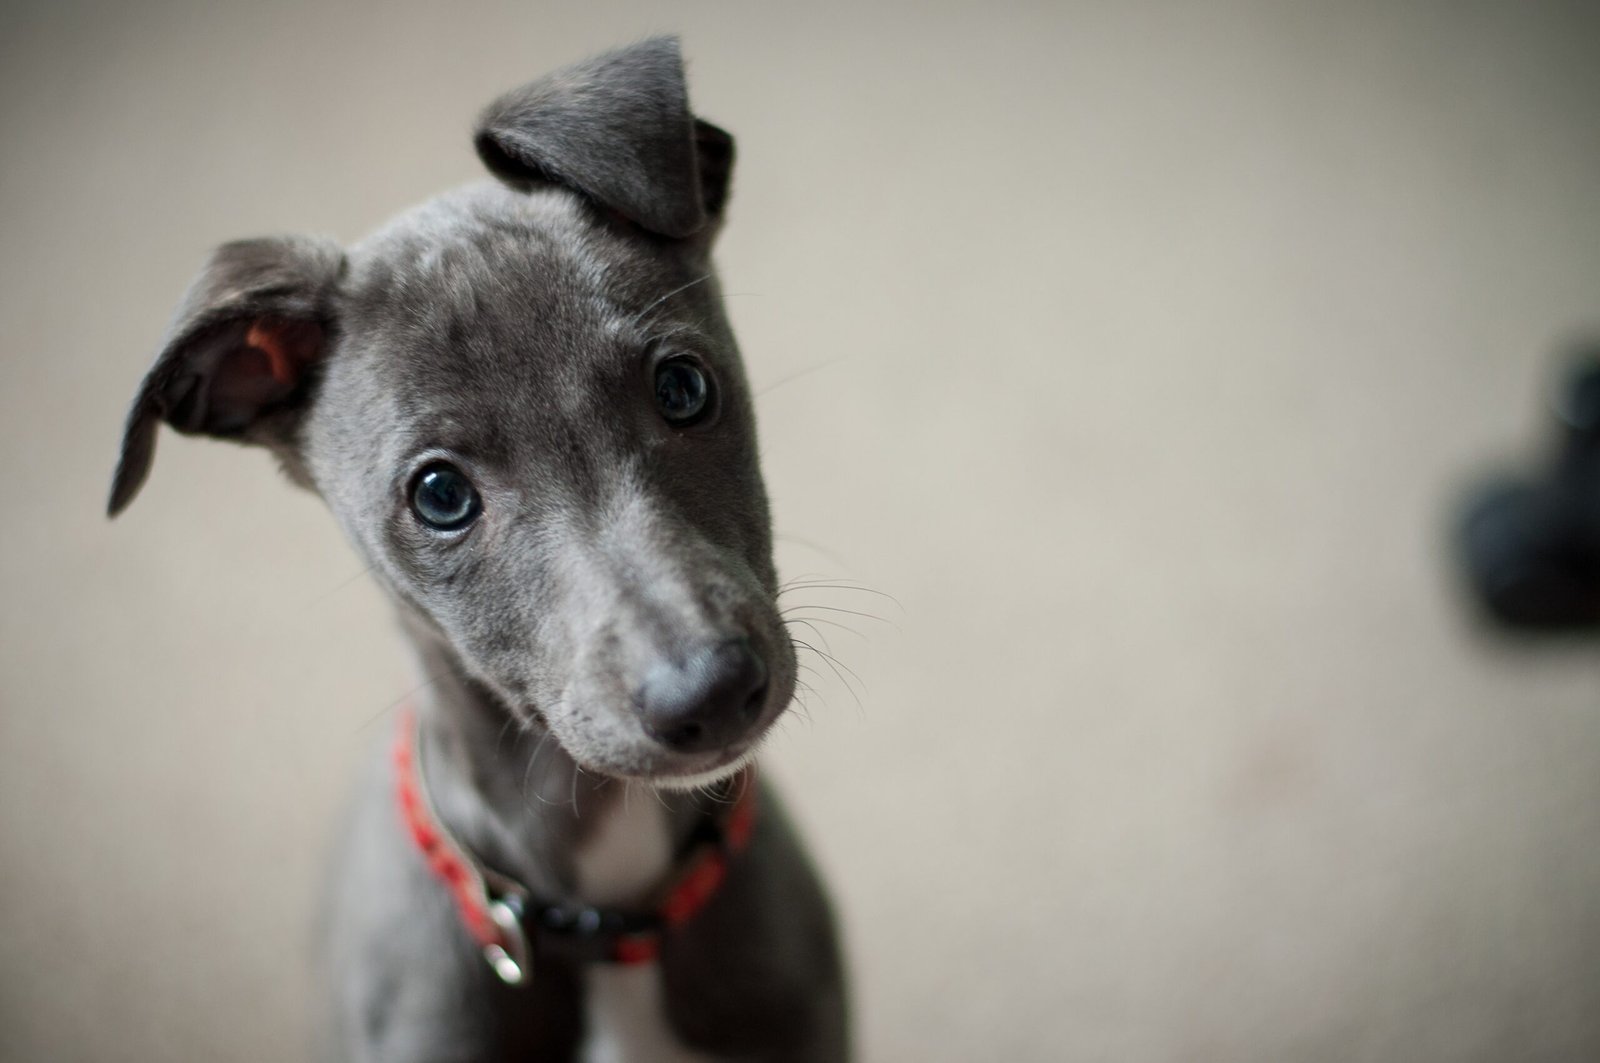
[108,234,343,517]
[187,317,326,434]
[693,119,734,220]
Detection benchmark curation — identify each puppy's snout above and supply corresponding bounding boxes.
[637,638,768,753]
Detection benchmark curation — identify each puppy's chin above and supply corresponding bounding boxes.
[563,736,760,791]
[644,745,760,792]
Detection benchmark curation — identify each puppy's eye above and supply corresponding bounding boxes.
[410,463,481,531]
[654,358,713,426]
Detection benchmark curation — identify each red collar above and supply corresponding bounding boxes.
[391,707,757,984]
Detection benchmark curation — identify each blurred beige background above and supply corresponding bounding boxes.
[3,1,1599,1060]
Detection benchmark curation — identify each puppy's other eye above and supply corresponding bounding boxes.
[654,358,713,426]
[410,463,481,531]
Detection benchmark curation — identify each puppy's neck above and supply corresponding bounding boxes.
[402,625,702,906]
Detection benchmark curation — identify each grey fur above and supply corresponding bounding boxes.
[110,37,848,1062]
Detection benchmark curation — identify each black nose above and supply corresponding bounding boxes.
[637,639,769,753]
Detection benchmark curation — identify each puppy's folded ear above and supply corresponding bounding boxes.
[474,36,734,240]
[108,236,344,517]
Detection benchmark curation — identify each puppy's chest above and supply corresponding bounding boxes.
[574,794,674,907]
[574,797,714,1063]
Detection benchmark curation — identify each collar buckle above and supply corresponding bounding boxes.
[483,893,532,985]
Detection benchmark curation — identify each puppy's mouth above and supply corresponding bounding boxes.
[633,741,763,791]
[539,734,758,792]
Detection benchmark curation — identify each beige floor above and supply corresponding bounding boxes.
[3,2,1599,1060]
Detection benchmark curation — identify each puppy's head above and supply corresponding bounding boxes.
[108,38,792,785]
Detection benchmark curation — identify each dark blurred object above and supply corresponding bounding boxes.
[1458,345,1600,630]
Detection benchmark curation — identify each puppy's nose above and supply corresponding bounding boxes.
[638,639,768,753]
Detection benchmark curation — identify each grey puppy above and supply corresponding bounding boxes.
[109,37,848,1063]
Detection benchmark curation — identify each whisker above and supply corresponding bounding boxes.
[787,684,817,727]
[299,563,378,611]
[772,534,854,570]
[798,640,867,695]
[496,712,523,753]
[785,614,867,641]
[755,354,852,397]
[522,726,568,809]
[790,639,864,711]
[354,672,444,733]
[699,779,739,807]
[780,603,894,626]
[782,617,836,654]
[778,580,903,609]
[628,273,713,329]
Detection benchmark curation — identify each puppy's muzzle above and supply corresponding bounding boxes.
[636,638,768,753]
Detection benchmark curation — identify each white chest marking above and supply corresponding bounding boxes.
[575,792,715,1063]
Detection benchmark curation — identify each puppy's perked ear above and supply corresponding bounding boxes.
[474,36,735,239]
[107,236,344,517]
